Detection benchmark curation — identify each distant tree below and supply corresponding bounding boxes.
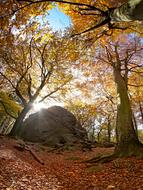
[65,100,96,129]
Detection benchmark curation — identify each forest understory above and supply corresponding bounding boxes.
[0,136,143,190]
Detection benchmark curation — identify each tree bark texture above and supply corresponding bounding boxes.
[9,103,32,136]
[113,66,143,157]
[111,0,143,22]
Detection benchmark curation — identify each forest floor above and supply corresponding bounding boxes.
[0,136,143,190]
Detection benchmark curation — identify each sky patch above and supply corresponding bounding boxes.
[47,7,72,31]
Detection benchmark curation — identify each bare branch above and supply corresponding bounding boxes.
[29,38,34,68]
[17,0,105,14]
[15,70,30,106]
[71,18,109,37]
[0,72,16,89]
[27,74,33,100]
[128,83,143,87]
[105,46,114,66]
[71,7,102,16]
[0,100,17,119]
[33,40,50,80]
[38,80,69,103]
[31,68,53,101]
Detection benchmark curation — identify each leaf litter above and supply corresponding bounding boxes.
[0,136,143,190]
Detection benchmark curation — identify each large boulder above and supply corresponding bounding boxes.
[18,106,87,146]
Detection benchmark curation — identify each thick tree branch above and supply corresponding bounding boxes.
[128,83,143,87]
[17,0,105,14]
[29,38,34,68]
[27,74,33,100]
[0,72,16,89]
[31,68,53,101]
[71,18,110,37]
[15,70,30,106]
[111,0,143,21]
[0,72,27,107]
[0,100,17,119]
[39,78,71,102]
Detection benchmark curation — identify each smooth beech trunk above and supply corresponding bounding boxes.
[113,67,143,157]
[111,0,143,22]
[9,103,32,136]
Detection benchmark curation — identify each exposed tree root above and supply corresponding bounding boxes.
[84,154,116,164]
[84,143,143,164]
[114,142,143,159]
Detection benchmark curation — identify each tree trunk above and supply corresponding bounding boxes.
[113,67,143,157]
[0,117,7,134]
[9,103,32,136]
[139,101,143,125]
[97,129,102,143]
[111,0,143,22]
[107,117,111,143]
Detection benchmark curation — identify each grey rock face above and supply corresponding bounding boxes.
[18,106,87,146]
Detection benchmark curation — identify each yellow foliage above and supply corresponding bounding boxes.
[0,92,22,117]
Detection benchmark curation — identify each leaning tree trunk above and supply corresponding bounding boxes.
[113,67,143,157]
[9,103,32,136]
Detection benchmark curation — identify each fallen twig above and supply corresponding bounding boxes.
[14,142,44,165]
